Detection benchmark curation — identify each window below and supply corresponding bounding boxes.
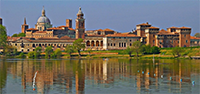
[124,43,126,47]
[111,43,112,46]
[27,49,29,52]
[114,43,115,46]
[184,34,186,38]
[186,40,188,43]
[15,44,17,46]
[130,40,131,42]
[153,40,155,44]
[108,43,109,46]
[122,43,123,47]
[119,37,121,39]
[130,43,132,46]
[119,43,121,47]
[124,37,126,39]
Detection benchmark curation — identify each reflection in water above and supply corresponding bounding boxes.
[0,59,200,94]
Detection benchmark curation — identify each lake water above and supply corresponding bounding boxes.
[0,58,199,94]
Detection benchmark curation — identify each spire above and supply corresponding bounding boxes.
[77,7,83,15]
[42,6,45,16]
[24,17,26,24]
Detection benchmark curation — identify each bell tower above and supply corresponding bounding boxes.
[75,7,85,39]
[21,17,29,33]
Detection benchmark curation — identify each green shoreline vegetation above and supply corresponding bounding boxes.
[1,24,200,59]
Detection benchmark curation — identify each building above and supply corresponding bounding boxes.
[24,7,84,39]
[0,17,2,25]
[5,7,198,52]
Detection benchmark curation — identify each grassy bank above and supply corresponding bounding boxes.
[1,46,200,59]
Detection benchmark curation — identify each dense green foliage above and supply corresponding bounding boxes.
[34,47,42,58]
[194,33,200,38]
[11,33,26,37]
[18,52,26,58]
[65,45,75,57]
[125,46,134,57]
[54,48,62,58]
[73,38,85,57]
[132,41,142,57]
[171,47,185,57]
[0,25,7,55]
[28,51,35,58]
[45,46,53,58]
[87,48,92,57]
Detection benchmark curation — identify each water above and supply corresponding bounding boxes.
[0,59,200,94]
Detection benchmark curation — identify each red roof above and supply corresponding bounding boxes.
[147,26,159,29]
[179,26,191,29]
[46,27,64,30]
[190,36,200,39]
[106,33,140,37]
[35,31,47,33]
[157,29,177,35]
[87,35,105,37]
[136,23,151,26]
[27,28,38,31]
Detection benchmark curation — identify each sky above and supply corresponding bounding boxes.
[0,0,199,36]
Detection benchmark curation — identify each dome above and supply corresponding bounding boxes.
[37,16,51,23]
[77,7,83,15]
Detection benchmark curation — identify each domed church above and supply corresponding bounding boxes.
[23,7,85,39]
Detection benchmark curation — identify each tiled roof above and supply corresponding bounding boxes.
[104,28,114,31]
[68,28,75,30]
[57,25,68,28]
[106,33,140,37]
[167,26,178,29]
[136,23,151,26]
[35,31,47,33]
[190,36,200,39]
[157,29,177,35]
[147,26,159,29]
[46,27,64,30]
[87,35,105,37]
[179,26,191,29]
[27,28,38,31]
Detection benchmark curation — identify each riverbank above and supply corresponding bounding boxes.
[1,46,200,59]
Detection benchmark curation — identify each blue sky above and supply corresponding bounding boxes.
[0,0,199,36]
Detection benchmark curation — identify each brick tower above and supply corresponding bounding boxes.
[75,7,85,39]
[66,19,72,28]
[178,27,191,47]
[21,18,29,33]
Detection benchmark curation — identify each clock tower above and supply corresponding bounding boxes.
[75,7,85,39]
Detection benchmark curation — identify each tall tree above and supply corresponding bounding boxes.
[34,47,42,58]
[0,25,7,55]
[172,47,184,57]
[125,46,134,57]
[65,45,75,57]
[73,38,85,57]
[194,33,200,38]
[11,33,26,37]
[54,48,62,58]
[45,46,53,59]
[132,41,142,57]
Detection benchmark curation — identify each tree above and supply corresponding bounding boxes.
[132,41,142,57]
[87,48,92,57]
[4,45,14,56]
[194,33,200,38]
[171,47,184,57]
[34,47,41,58]
[144,44,151,54]
[19,52,26,58]
[0,25,7,55]
[11,33,26,37]
[45,46,53,58]
[28,51,35,58]
[125,46,134,57]
[151,46,160,54]
[11,34,18,37]
[17,33,26,37]
[54,48,62,58]
[73,38,85,57]
[65,45,75,57]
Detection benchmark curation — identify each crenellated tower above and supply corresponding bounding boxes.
[21,17,29,33]
[75,7,85,39]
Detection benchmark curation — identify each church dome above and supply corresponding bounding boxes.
[37,6,51,23]
[37,16,50,23]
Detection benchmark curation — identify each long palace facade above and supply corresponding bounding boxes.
[1,7,199,52]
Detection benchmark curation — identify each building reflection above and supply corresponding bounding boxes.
[4,59,200,93]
